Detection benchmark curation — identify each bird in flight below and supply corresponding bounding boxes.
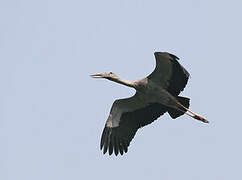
[91,52,208,156]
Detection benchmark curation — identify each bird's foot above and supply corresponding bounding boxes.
[193,115,209,123]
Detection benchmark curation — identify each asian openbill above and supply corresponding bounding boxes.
[91,52,208,156]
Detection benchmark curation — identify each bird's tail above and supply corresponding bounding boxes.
[168,96,190,119]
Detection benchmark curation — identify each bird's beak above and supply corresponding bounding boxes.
[90,73,105,78]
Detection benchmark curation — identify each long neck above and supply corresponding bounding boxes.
[109,77,135,88]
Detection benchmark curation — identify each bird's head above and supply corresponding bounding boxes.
[90,72,119,80]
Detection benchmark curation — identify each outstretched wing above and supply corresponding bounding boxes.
[148,52,190,96]
[100,93,168,156]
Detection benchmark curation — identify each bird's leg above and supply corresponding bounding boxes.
[185,109,209,123]
[185,111,209,123]
[175,102,209,123]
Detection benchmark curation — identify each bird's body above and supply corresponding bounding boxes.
[135,80,178,108]
[91,52,208,156]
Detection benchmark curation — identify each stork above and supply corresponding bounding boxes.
[91,52,208,156]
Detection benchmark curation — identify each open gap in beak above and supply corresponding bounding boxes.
[90,73,105,78]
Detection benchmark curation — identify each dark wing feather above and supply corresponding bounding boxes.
[148,52,190,96]
[100,93,168,156]
[167,57,190,96]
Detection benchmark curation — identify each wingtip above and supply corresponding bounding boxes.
[154,52,180,60]
[168,53,179,60]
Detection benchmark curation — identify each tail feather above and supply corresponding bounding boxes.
[168,96,190,119]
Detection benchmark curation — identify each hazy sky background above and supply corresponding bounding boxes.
[1,0,242,179]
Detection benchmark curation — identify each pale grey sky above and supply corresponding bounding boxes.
[1,0,242,179]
